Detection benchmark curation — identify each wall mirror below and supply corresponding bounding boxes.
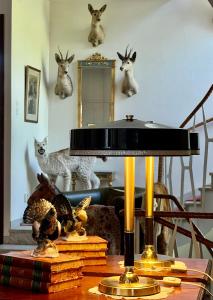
[78,53,115,127]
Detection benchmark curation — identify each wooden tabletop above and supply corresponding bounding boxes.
[82,256,212,284]
[0,275,206,300]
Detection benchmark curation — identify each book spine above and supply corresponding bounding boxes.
[0,264,82,283]
[0,257,83,273]
[61,251,106,258]
[83,257,106,266]
[56,243,108,251]
[0,264,50,281]
[0,274,82,293]
[0,274,48,292]
[0,256,50,271]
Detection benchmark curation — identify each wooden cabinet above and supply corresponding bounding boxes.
[71,171,115,191]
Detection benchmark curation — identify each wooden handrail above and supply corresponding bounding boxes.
[187,117,213,131]
[180,84,213,128]
[131,192,213,256]
[133,210,213,252]
[134,209,213,219]
[131,208,213,257]
[155,217,213,256]
[154,193,208,243]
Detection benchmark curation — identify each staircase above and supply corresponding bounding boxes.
[163,86,213,259]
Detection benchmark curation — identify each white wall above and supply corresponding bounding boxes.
[49,0,213,194]
[10,0,50,222]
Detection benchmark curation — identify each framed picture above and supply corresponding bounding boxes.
[24,65,41,123]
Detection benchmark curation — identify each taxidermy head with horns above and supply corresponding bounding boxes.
[117,46,139,97]
[54,49,74,99]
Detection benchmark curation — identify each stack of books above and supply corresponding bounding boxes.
[55,236,108,266]
[0,250,83,293]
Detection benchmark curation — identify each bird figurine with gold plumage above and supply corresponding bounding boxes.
[24,198,61,257]
[52,195,91,241]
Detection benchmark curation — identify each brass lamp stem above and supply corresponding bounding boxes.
[145,156,155,247]
[124,157,135,267]
[125,157,135,232]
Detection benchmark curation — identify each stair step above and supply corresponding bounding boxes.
[5,228,35,245]
[184,199,201,207]
[184,192,201,207]
[199,185,213,192]
[0,244,34,253]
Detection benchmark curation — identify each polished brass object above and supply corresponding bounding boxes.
[99,275,160,297]
[78,53,115,128]
[141,245,158,261]
[125,157,135,232]
[146,157,154,218]
[119,267,139,284]
[85,52,108,61]
[135,245,173,269]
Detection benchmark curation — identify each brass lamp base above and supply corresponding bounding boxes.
[99,276,160,297]
[135,245,174,269]
[98,267,160,297]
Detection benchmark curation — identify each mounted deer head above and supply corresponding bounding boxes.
[117,46,139,97]
[88,4,107,47]
[54,49,74,99]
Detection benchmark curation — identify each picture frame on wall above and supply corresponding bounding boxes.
[24,65,41,123]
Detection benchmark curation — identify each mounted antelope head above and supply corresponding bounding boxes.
[117,46,139,97]
[54,49,74,99]
[88,4,107,47]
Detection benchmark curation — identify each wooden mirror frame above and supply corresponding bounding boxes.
[77,53,115,128]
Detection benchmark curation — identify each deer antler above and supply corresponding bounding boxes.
[65,50,69,60]
[58,47,63,60]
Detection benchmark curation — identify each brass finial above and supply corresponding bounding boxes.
[126,115,134,121]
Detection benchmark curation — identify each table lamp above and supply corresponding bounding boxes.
[70,115,199,297]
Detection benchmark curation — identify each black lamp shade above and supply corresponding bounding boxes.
[70,116,199,157]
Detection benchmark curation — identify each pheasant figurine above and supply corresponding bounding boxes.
[52,195,91,241]
[24,198,61,257]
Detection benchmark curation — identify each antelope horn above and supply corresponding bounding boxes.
[65,50,69,60]
[58,47,63,60]
[128,48,133,59]
[125,45,129,58]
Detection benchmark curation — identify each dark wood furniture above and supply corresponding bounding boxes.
[0,14,4,244]
[0,256,211,299]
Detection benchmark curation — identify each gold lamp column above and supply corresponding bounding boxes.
[99,156,160,296]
